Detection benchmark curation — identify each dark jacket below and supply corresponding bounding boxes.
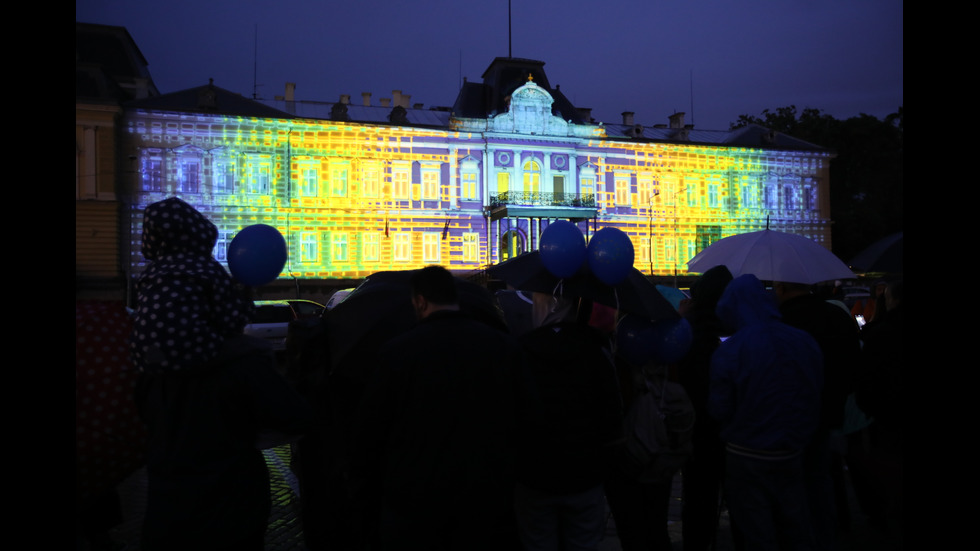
[779,292,862,431]
[351,309,524,515]
[856,304,903,452]
[709,275,823,452]
[136,335,311,550]
[515,321,624,493]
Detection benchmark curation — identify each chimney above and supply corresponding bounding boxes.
[285,82,296,102]
[380,97,391,107]
[622,111,635,126]
[340,94,351,105]
[361,92,371,106]
[668,112,686,129]
[400,93,411,108]
[577,107,593,122]
[413,103,424,109]
[392,90,402,107]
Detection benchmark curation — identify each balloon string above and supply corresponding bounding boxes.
[552,278,564,299]
[614,287,621,311]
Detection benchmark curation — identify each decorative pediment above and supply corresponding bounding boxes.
[488,78,569,137]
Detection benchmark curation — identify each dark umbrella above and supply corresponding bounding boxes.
[849,231,903,274]
[487,251,679,323]
[495,289,535,337]
[324,269,506,383]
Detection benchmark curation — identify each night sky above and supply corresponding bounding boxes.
[76,0,903,131]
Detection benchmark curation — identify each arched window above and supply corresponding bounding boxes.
[500,229,525,261]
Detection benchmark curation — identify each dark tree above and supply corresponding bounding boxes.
[731,106,903,263]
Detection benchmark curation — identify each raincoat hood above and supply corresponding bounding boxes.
[140,197,218,261]
[131,197,252,373]
[715,274,781,333]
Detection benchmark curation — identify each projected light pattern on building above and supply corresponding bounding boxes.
[125,79,832,281]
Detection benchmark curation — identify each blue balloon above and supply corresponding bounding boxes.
[587,227,635,285]
[227,224,288,286]
[650,318,693,364]
[539,221,586,278]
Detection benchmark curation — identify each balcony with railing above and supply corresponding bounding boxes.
[490,191,596,208]
[487,190,597,221]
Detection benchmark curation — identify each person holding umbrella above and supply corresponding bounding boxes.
[512,292,625,551]
[349,265,526,550]
[774,280,862,550]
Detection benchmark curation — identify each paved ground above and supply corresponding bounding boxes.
[100,446,900,551]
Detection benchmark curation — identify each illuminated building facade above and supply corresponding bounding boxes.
[120,57,834,284]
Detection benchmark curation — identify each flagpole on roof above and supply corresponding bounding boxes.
[508,0,512,58]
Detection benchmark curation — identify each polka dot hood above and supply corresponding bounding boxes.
[131,197,253,373]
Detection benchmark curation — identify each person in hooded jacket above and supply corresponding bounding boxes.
[131,197,311,551]
[709,274,823,551]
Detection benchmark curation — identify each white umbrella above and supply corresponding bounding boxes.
[686,229,854,285]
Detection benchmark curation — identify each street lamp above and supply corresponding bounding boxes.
[649,189,659,275]
[673,186,688,287]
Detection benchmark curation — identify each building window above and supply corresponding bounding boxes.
[423,233,440,262]
[177,155,201,193]
[497,172,510,195]
[662,175,677,206]
[213,157,236,194]
[463,232,479,262]
[394,233,411,261]
[362,161,380,198]
[392,162,410,199]
[615,173,631,206]
[741,180,757,209]
[708,183,719,208]
[332,232,349,262]
[523,160,540,194]
[552,175,565,202]
[213,230,231,262]
[142,153,164,192]
[300,232,319,263]
[804,183,817,211]
[362,233,380,262]
[460,160,478,200]
[246,155,272,195]
[422,166,440,200]
[330,164,349,197]
[665,238,675,262]
[579,168,595,201]
[299,162,319,197]
[783,183,797,210]
[639,237,650,263]
[764,177,778,209]
[637,174,653,207]
[500,230,524,261]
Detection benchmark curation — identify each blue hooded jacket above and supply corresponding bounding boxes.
[708,274,823,452]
